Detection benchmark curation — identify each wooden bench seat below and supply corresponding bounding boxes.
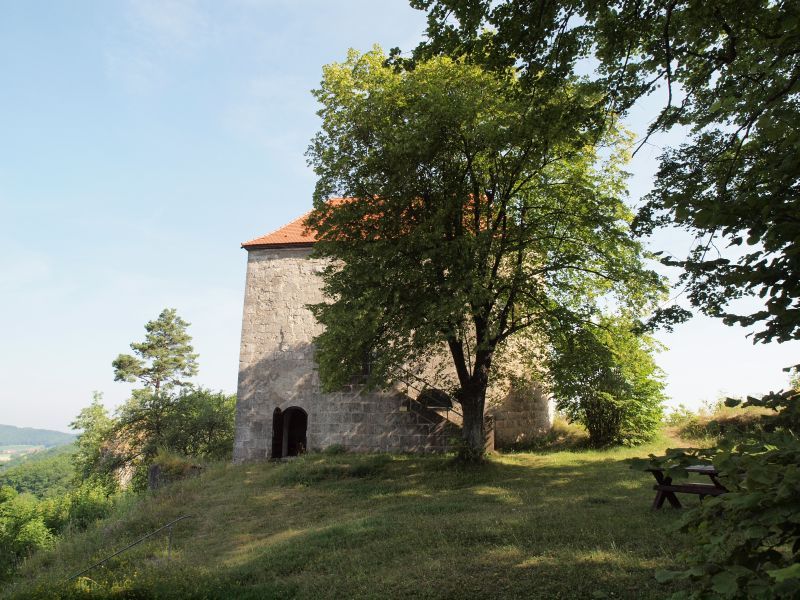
[653,482,726,496]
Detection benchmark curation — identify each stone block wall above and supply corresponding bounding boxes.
[233,247,458,461]
[490,381,554,448]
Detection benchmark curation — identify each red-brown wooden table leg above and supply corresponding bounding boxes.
[649,469,682,509]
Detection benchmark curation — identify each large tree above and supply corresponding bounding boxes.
[411,0,800,345]
[306,49,664,459]
[107,309,206,487]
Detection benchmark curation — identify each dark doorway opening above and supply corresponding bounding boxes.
[270,406,307,459]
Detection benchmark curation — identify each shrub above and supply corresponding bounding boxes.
[0,445,76,498]
[502,415,589,452]
[664,400,774,443]
[34,481,114,535]
[0,480,116,581]
[0,489,51,579]
[13,519,55,553]
[147,449,203,490]
[549,315,665,447]
[663,404,698,428]
[63,483,115,529]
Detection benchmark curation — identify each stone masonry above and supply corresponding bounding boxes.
[234,247,460,461]
[491,382,554,447]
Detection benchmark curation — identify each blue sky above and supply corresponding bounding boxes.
[1,1,796,432]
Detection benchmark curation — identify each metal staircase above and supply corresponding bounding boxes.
[400,379,494,450]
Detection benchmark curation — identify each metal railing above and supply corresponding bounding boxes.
[399,371,496,450]
[66,515,192,582]
[402,380,463,425]
[396,369,461,414]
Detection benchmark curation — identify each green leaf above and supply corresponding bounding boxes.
[711,571,740,596]
[655,569,685,584]
[768,564,800,583]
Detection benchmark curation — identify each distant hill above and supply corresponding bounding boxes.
[0,424,75,448]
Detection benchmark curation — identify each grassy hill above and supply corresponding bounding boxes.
[0,424,75,448]
[4,437,691,599]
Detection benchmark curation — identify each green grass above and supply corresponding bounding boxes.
[5,435,692,599]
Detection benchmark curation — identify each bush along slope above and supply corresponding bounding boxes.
[0,482,115,581]
[637,387,800,598]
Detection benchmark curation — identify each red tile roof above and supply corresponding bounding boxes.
[241,198,346,250]
[241,210,316,249]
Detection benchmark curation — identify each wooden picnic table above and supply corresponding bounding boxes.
[646,465,727,509]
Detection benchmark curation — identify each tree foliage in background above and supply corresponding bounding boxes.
[63,311,235,491]
[112,388,236,488]
[0,445,76,498]
[96,309,235,488]
[306,48,664,459]
[112,308,198,395]
[411,0,800,345]
[549,315,665,446]
[70,392,116,488]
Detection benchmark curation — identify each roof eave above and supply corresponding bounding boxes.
[241,242,316,251]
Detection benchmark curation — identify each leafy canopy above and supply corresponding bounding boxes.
[411,0,800,344]
[69,392,115,486]
[71,390,235,492]
[87,310,236,488]
[112,308,198,394]
[0,480,115,580]
[625,0,800,344]
[115,389,236,468]
[0,445,76,498]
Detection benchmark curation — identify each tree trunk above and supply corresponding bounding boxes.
[448,339,493,462]
[459,395,486,462]
[457,372,490,462]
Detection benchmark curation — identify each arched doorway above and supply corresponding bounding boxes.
[271,407,307,458]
